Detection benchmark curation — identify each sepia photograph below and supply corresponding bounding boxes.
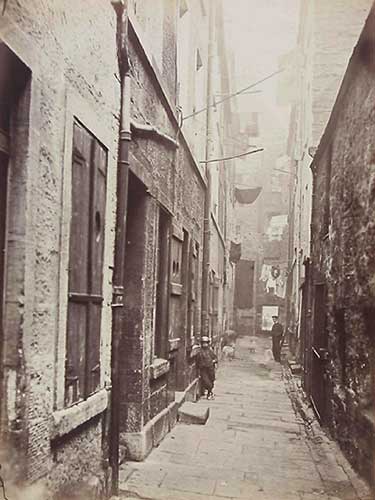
[0,0,374,498]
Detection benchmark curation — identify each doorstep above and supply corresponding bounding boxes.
[120,377,199,462]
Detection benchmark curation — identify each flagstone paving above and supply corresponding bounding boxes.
[118,336,372,500]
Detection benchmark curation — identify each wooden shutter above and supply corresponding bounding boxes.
[87,141,107,395]
[65,122,107,406]
[169,235,183,340]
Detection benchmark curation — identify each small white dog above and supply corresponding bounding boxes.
[263,348,274,363]
[249,337,256,353]
[222,344,235,360]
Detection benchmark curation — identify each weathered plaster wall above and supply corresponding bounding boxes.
[118,13,206,461]
[0,0,120,496]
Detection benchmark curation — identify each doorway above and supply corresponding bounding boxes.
[310,283,328,423]
[0,43,29,431]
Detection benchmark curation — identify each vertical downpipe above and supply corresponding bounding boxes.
[201,0,214,339]
[110,0,131,495]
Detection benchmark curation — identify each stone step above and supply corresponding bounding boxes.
[178,402,210,425]
[288,359,302,375]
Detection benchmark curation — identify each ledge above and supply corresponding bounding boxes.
[130,121,178,150]
[170,283,182,296]
[51,388,108,440]
[172,223,184,241]
[150,358,170,380]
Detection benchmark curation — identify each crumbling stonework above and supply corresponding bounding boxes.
[286,0,373,363]
[0,1,236,497]
[117,11,207,461]
[310,6,375,487]
[0,0,120,497]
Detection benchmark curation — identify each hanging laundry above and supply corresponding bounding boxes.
[234,187,262,204]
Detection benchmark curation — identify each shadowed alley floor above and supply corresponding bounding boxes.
[118,336,372,500]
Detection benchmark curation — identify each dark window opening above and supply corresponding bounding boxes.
[196,49,203,71]
[154,208,171,358]
[0,43,30,429]
[179,0,188,17]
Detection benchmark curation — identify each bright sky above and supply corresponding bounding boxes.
[222,0,300,130]
[223,0,300,82]
[220,0,300,188]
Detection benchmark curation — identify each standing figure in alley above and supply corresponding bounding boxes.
[271,315,284,362]
[198,336,218,399]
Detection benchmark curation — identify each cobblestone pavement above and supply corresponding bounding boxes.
[118,336,372,500]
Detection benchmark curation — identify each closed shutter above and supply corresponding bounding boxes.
[65,121,107,406]
[87,141,107,395]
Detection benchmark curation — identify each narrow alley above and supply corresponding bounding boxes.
[118,337,372,500]
[1,1,375,499]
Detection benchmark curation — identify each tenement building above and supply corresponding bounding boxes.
[286,0,373,365]
[0,0,235,498]
[0,1,120,498]
[308,4,375,487]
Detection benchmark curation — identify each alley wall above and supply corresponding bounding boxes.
[0,0,120,497]
[309,4,375,486]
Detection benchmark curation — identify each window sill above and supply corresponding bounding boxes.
[170,283,183,296]
[150,358,170,380]
[51,388,108,440]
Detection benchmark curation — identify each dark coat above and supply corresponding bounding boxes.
[197,347,217,368]
[271,322,283,338]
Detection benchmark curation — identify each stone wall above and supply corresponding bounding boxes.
[287,0,373,362]
[117,11,206,462]
[0,0,120,497]
[310,6,375,486]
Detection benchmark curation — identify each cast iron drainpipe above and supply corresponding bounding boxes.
[110,0,130,495]
[201,0,214,339]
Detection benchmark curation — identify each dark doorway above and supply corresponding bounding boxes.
[154,208,171,359]
[119,171,149,434]
[0,43,29,432]
[310,283,328,423]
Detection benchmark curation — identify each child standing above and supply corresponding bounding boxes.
[197,336,217,399]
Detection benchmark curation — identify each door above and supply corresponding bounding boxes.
[310,283,328,423]
[0,67,11,429]
[0,146,8,431]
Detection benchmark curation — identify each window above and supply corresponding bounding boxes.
[196,49,203,71]
[154,208,171,358]
[179,0,188,17]
[65,121,107,407]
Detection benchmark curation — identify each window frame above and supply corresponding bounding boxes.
[64,120,108,407]
[55,91,115,412]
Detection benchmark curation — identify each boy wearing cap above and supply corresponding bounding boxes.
[271,315,284,362]
[197,336,217,399]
